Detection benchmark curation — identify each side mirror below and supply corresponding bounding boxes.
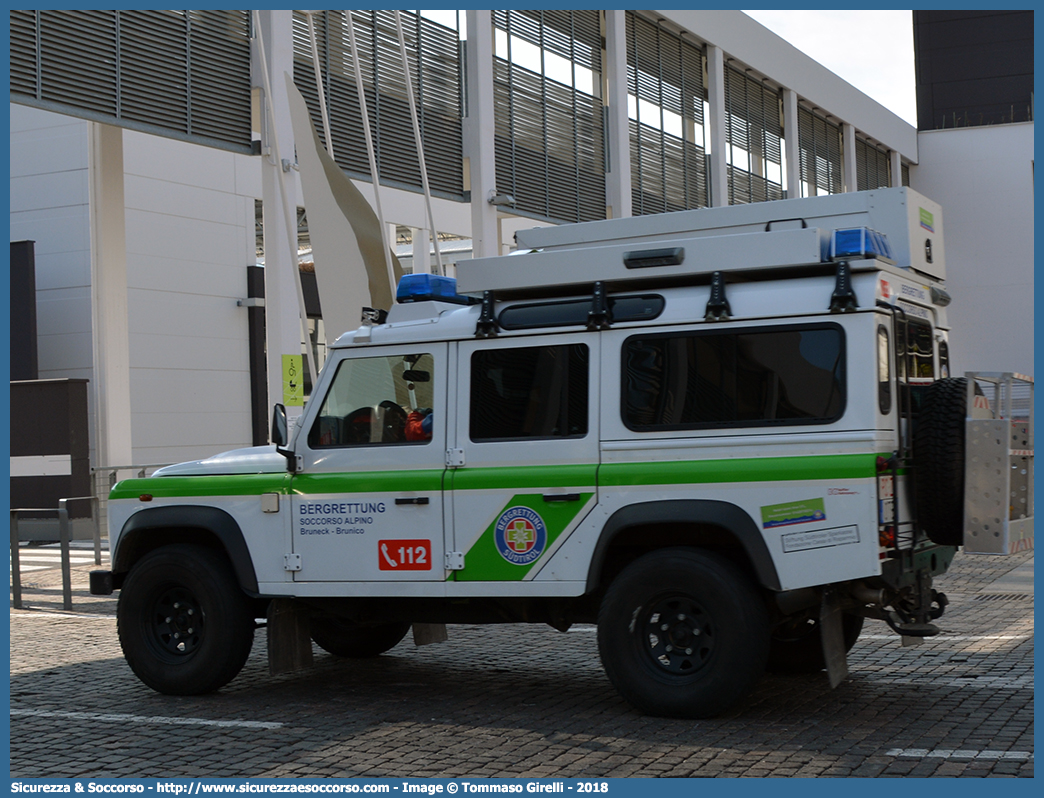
[271,403,288,447]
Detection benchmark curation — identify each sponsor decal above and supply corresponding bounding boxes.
[760,498,827,529]
[897,299,931,321]
[899,282,929,303]
[493,506,548,566]
[919,207,935,233]
[782,525,860,553]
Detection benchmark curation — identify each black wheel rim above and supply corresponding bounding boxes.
[637,595,714,675]
[146,586,205,659]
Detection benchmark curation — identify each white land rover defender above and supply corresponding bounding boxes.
[92,187,1033,718]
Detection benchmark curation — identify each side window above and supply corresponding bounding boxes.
[308,353,435,447]
[878,325,892,414]
[470,344,589,441]
[938,340,950,379]
[623,324,845,430]
[896,319,935,382]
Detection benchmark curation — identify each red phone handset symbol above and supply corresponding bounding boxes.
[380,543,398,568]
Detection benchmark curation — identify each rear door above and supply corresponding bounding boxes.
[449,335,599,586]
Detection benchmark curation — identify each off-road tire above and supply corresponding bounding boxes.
[311,617,411,658]
[597,548,769,718]
[117,544,254,695]
[913,377,968,545]
[767,612,864,673]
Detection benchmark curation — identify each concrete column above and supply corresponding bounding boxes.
[706,45,728,207]
[256,10,304,427]
[782,89,801,199]
[604,10,631,219]
[88,122,133,470]
[412,227,430,273]
[843,122,858,192]
[464,10,499,258]
[890,150,903,187]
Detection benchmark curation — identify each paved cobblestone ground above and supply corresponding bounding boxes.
[9,549,1033,778]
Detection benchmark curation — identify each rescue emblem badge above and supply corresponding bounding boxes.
[494,506,548,566]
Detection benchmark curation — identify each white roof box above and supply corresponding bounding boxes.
[456,226,825,295]
[471,187,943,292]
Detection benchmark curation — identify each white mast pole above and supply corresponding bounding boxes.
[394,10,444,276]
[345,10,397,299]
[303,10,335,160]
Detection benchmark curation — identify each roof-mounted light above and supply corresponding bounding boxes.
[396,273,470,305]
[830,227,895,264]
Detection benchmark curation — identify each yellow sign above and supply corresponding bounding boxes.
[282,355,304,406]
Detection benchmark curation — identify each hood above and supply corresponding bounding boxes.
[152,446,289,477]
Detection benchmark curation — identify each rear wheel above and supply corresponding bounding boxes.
[311,617,411,658]
[597,548,769,718]
[768,612,864,673]
[117,544,254,695]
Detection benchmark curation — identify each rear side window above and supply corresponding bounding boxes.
[896,318,935,382]
[622,324,845,430]
[471,344,588,441]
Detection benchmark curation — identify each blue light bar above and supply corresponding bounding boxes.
[396,273,468,304]
[830,227,895,263]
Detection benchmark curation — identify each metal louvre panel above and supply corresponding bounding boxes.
[40,10,117,115]
[495,59,549,217]
[902,163,910,187]
[186,11,251,144]
[855,137,890,191]
[119,11,188,132]
[627,12,707,216]
[11,10,251,150]
[726,165,784,205]
[493,10,604,223]
[723,65,782,205]
[292,10,463,199]
[10,11,38,96]
[798,106,843,196]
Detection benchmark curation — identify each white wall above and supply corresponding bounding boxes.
[912,122,1034,376]
[122,131,261,464]
[9,106,93,384]
[9,104,266,467]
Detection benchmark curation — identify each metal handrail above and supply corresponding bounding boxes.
[10,496,100,611]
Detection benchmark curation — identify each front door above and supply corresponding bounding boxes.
[291,344,448,583]
[450,334,600,585]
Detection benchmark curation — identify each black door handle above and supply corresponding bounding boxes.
[395,497,430,505]
[543,493,580,503]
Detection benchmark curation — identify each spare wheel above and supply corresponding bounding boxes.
[912,377,969,546]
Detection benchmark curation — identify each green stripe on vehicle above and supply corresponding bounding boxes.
[452,464,596,491]
[598,452,881,486]
[109,473,292,500]
[109,453,883,502]
[292,470,445,495]
[457,492,595,582]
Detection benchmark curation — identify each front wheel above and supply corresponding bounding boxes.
[597,548,769,719]
[117,544,255,695]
